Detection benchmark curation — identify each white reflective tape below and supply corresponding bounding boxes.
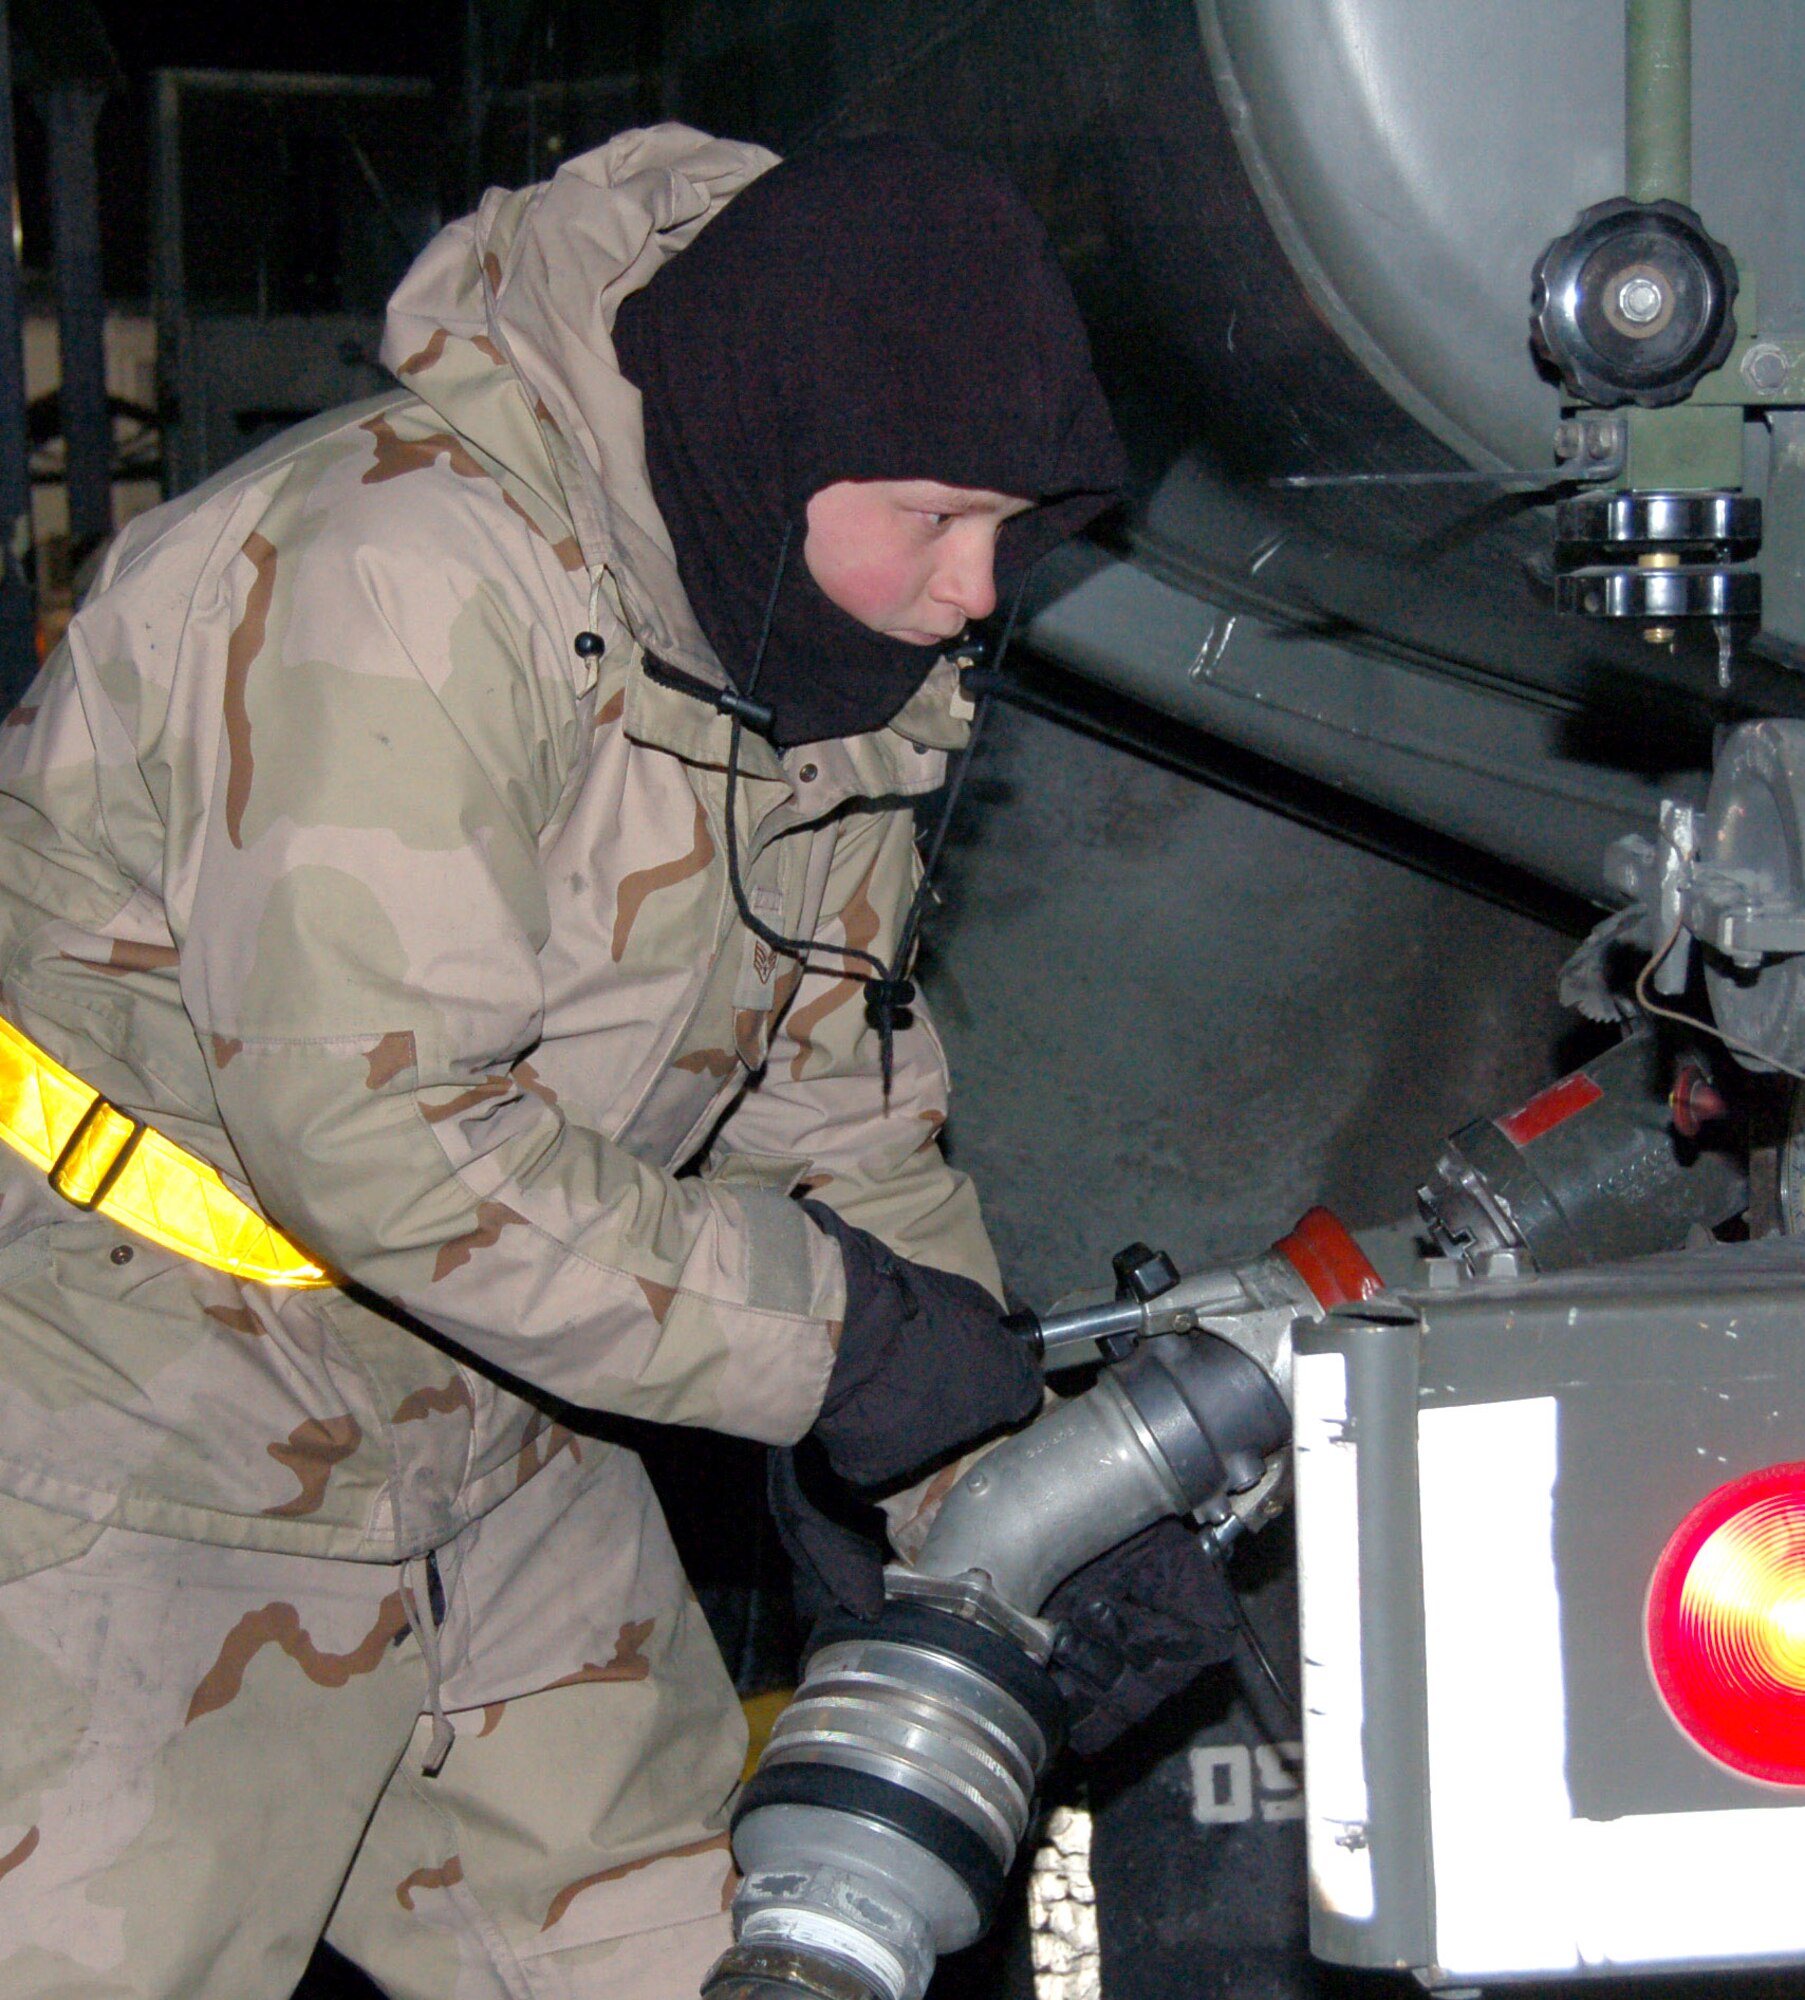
[1419,1395,1578,1977]
[1568,1806,1805,1964]
[1294,1347,1374,1920]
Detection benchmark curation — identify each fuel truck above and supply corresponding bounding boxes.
[660,1,1805,1993]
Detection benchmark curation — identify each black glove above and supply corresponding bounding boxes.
[767,1436,887,1623]
[802,1199,1042,1490]
[1045,1519,1241,1755]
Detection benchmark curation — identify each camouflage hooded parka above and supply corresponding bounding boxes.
[0,125,1008,1605]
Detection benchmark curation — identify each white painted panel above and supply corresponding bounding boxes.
[1569,1807,1805,1965]
[1294,1348,1374,1920]
[1418,1396,1579,1976]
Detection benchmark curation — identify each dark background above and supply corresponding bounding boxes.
[20,5,1805,1997]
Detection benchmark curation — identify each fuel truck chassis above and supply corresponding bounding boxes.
[702,1019,1752,2000]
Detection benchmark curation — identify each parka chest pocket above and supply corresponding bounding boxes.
[730,884,796,1073]
[627,818,837,1163]
[622,891,793,1163]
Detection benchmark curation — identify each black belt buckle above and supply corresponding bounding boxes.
[48,1094,147,1212]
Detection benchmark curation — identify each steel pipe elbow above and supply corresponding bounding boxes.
[910,1373,1190,1616]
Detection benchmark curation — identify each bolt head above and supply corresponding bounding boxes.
[1743,342,1790,395]
[1617,274,1666,325]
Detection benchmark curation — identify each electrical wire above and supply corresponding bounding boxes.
[1234,1590,1299,1724]
[1633,918,1805,1083]
[1201,1531,1299,1724]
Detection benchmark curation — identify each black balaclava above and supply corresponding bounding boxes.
[613,136,1125,748]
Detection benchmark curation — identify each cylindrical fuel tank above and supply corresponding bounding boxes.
[661,1,1805,897]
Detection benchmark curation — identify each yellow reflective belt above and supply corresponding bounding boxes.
[0,1012,331,1289]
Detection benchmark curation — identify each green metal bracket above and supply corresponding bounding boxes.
[1688,340,1805,409]
[1601,272,1802,488]
[1618,405,1743,492]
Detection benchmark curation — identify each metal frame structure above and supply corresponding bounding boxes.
[150,68,434,499]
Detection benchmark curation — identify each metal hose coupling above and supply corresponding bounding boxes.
[705,1599,1066,2000]
[704,1278,1302,2000]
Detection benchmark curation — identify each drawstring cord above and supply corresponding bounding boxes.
[579,530,1031,1098]
[717,537,1028,1094]
[702,526,899,1091]
[718,521,896,1066]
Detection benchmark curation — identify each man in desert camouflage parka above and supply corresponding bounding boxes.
[0,127,1131,1997]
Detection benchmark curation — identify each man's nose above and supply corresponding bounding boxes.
[932,528,998,623]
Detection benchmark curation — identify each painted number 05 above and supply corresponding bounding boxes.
[1188,1741,1303,1825]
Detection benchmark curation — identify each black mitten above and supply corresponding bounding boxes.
[767,1437,888,1623]
[1045,1519,1241,1755]
[802,1199,1041,1490]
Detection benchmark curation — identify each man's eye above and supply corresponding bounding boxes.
[917,511,951,527]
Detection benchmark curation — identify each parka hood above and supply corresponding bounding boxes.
[611,135,1126,747]
[381,123,776,687]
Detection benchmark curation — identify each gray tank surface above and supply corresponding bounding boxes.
[662,0,1805,899]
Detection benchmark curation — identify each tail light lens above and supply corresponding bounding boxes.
[1647,1463,1805,1785]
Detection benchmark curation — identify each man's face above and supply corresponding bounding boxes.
[803,479,1035,645]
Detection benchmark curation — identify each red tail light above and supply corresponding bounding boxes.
[1647,1463,1805,1785]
